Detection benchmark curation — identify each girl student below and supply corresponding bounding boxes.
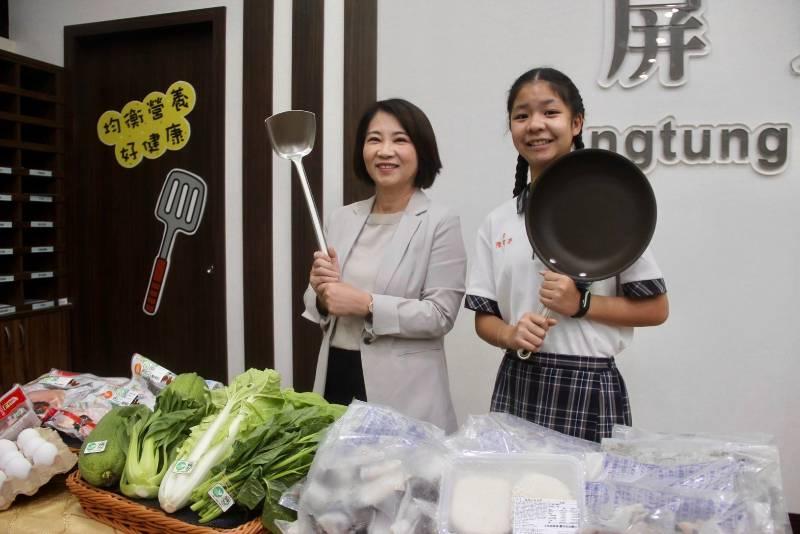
[465,67,669,442]
[302,99,466,432]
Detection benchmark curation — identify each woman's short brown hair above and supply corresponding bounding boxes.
[353,99,442,189]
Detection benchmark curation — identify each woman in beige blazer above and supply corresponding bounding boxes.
[302,99,466,432]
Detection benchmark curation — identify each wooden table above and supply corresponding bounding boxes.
[0,474,122,534]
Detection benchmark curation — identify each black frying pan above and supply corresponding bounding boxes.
[524,148,657,282]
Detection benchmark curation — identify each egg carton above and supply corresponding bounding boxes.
[0,427,78,510]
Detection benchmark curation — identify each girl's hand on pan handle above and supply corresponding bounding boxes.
[505,312,557,353]
[539,271,581,316]
[310,246,341,295]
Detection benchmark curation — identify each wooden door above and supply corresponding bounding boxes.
[65,9,227,381]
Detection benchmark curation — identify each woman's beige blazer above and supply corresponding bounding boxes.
[302,189,466,432]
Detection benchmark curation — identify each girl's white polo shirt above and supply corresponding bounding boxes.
[466,197,666,358]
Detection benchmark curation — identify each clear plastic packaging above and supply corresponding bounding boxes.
[438,453,586,534]
[579,427,791,534]
[0,386,41,440]
[279,401,447,534]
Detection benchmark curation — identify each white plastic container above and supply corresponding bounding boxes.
[438,453,585,534]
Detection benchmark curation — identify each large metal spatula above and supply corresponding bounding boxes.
[143,168,207,315]
[265,110,327,252]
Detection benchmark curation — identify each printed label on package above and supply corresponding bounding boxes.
[208,484,234,512]
[31,300,54,310]
[512,497,579,534]
[39,375,74,388]
[84,440,108,454]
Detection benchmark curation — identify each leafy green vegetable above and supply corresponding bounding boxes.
[157,368,284,513]
[120,373,213,498]
[188,403,341,526]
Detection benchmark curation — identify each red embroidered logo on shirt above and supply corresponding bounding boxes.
[495,233,513,249]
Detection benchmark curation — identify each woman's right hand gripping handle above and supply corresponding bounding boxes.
[310,246,341,295]
[506,312,557,358]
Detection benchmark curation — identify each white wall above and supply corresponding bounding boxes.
[377,0,800,510]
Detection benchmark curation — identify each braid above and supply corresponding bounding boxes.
[573,131,585,149]
[512,155,529,197]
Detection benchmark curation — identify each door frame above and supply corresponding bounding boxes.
[64,7,227,373]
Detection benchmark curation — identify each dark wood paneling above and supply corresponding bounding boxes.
[0,1,7,39]
[242,0,274,371]
[291,0,324,391]
[343,0,377,204]
[64,8,227,381]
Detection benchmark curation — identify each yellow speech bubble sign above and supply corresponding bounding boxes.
[97,81,196,169]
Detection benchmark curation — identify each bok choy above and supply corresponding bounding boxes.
[158,368,284,513]
[119,373,213,499]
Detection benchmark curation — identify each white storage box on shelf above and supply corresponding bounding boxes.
[438,452,586,534]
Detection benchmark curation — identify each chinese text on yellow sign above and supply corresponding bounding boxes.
[96,81,196,168]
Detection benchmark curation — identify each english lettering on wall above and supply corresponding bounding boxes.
[600,0,709,88]
[587,117,791,175]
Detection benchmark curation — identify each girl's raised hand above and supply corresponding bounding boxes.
[539,271,580,316]
[505,312,557,352]
[310,247,341,294]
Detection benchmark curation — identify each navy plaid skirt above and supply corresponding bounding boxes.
[490,351,632,443]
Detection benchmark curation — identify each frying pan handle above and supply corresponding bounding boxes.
[517,304,551,360]
[143,257,169,315]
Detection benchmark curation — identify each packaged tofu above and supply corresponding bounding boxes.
[438,453,586,534]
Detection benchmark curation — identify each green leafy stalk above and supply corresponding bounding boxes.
[120,373,213,499]
[188,400,343,526]
[158,368,284,513]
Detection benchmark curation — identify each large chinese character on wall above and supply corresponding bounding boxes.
[599,0,709,88]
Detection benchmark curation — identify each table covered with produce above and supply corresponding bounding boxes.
[0,353,791,533]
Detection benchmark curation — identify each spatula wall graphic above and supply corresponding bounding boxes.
[143,168,207,316]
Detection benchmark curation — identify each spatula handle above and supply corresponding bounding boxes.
[143,257,169,315]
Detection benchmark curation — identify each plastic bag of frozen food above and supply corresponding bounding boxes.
[278,401,447,534]
[444,411,600,459]
[579,429,791,534]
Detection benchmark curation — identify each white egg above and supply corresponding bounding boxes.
[32,442,58,466]
[0,449,19,468]
[4,456,31,479]
[23,438,49,459]
[0,470,6,489]
[16,428,41,452]
[0,440,17,455]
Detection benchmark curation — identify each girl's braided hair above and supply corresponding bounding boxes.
[508,68,586,197]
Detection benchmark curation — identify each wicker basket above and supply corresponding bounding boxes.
[66,471,265,534]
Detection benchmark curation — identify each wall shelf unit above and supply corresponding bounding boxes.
[0,49,70,389]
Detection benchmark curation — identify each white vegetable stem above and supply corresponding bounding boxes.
[158,403,245,513]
